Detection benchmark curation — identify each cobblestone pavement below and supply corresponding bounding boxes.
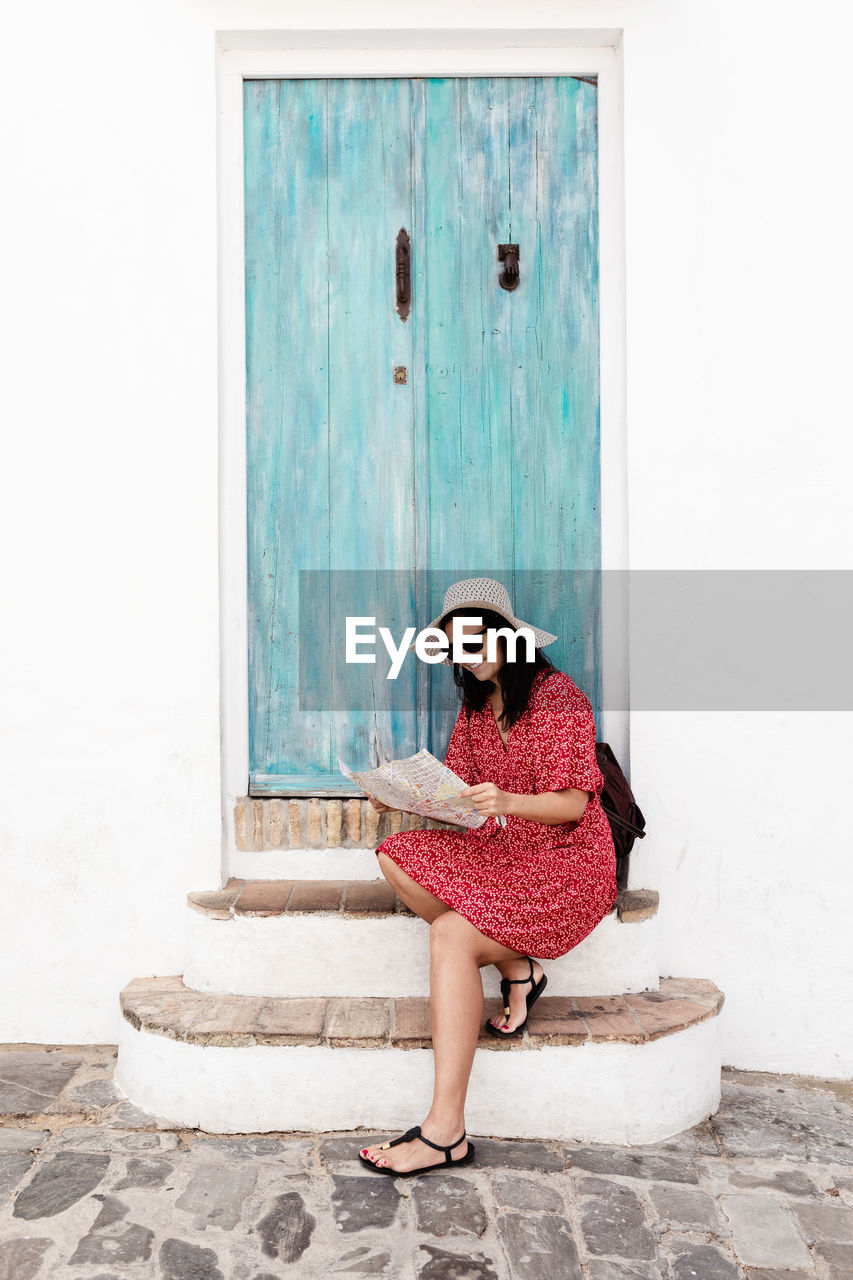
[1,1046,852,1278]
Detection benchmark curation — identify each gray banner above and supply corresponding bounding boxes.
[296,570,853,712]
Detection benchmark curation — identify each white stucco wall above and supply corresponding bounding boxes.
[0,0,850,1076]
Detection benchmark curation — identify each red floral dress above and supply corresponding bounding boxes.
[376,669,618,960]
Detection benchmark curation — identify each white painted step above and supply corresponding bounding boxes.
[182,882,660,999]
[231,847,389,882]
[114,976,724,1144]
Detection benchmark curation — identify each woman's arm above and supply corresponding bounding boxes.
[461,782,590,826]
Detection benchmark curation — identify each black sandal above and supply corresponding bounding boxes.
[485,956,548,1039]
[358,1125,475,1177]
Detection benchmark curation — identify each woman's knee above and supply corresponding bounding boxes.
[430,910,478,957]
[430,910,516,967]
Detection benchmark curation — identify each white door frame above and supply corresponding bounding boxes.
[215,28,629,878]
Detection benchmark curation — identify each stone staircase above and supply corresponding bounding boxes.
[114,827,725,1145]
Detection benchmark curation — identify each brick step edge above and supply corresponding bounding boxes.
[119,976,721,1051]
[187,881,659,925]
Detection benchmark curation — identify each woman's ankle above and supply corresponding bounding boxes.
[423,1109,466,1142]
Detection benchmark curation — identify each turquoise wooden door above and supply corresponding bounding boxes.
[244,77,600,795]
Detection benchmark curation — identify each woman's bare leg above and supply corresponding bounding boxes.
[375,849,451,924]
[376,851,543,1033]
[361,909,528,1173]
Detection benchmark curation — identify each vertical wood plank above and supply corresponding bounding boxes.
[326,77,418,770]
[423,77,516,751]
[410,81,432,753]
[508,77,601,720]
[424,77,514,572]
[245,79,331,782]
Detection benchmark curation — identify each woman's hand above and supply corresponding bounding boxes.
[460,783,589,825]
[365,794,394,814]
[460,782,513,817]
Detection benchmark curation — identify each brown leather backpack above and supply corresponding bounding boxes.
[595,742,646,889]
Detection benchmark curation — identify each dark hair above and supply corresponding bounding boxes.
[440,606,559,732]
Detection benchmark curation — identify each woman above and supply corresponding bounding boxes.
[357,578,618,1177]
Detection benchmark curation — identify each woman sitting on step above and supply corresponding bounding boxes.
[357,578,618,1177]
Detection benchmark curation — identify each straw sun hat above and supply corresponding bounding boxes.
[408,577,558,665]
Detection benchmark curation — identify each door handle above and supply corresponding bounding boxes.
[498,243,520,291]
[395,228,411,320]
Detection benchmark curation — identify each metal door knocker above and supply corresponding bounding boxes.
[395,228,411,320]
[498,243,520,291]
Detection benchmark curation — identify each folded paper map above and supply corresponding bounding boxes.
[339,748,507,830]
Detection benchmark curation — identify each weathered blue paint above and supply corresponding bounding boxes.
[245,79,419,789]
[245,77,600,792]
